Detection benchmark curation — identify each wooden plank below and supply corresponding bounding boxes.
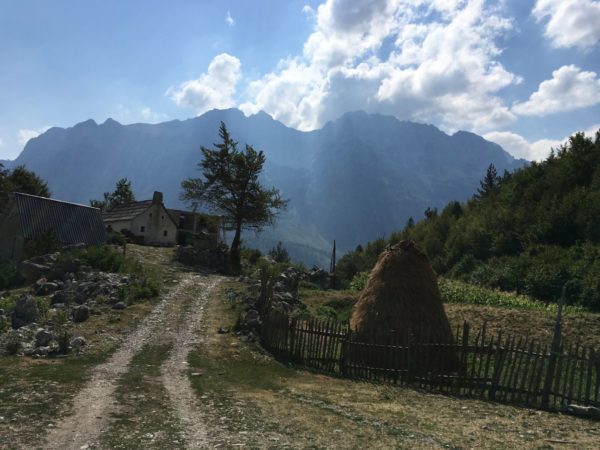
[577,344,585,403]
[515,339,533,404]
[509,336,529,403]
[567,342,579,405]
[500,334,518,402]
[585,347,594,405]
[489,331,504,401]
[595,347,600,404]
[559,342,574,407]
[525,341,541,406]
[482,332,496,398]
[475,322,488,395]
[468,329,482,396]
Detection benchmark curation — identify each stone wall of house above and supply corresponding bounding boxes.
[130,204,177,245]
[105,220,131,234]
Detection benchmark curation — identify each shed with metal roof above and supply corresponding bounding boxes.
[0,192,106,261]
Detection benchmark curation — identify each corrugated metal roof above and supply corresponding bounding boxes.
[102,200,152,222]
[13,192,106,245]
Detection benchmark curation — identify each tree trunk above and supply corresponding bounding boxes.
[230,221,242,274]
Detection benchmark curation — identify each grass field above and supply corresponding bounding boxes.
[186,280,600,449]
[300,279,600,350]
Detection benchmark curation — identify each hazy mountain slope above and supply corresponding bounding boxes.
[11,109,525,265]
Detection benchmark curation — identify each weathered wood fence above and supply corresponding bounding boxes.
[260,311,600,412]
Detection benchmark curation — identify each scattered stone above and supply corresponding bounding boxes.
[72,305,90,323]
[70,336,87,352]
[35,328,55,347]
[18,261,51,284]
[562,404,600,420]
[34,281,59,296]
[112,302,127,310]
[11,295,39,329]
[218,327,230,334]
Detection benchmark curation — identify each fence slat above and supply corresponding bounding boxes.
[259,308,599,412]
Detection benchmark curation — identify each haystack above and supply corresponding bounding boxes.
[350,240,458,372]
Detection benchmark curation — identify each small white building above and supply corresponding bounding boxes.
[102,192,177,246]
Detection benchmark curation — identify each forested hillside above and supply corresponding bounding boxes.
[338,130,600,309]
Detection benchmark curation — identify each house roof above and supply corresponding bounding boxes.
[102,200,153,222]
[103,199,179,228]
[12,192,106,245]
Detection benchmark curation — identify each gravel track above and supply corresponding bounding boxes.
[43,273,221,450]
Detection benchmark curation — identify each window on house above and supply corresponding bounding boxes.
[149,213,152,218]
[140,226,145,233]
[161,215,164,220]
[163,230,168,237]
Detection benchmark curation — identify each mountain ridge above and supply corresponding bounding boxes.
[7,109,526,265]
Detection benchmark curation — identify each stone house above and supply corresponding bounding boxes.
[102,191,178,246]
[0,192,106,262]
[167,208,222,248]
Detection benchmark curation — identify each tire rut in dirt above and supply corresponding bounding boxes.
[161,276,222,450]
[43,274,201,450]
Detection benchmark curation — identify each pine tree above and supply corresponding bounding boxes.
[476,163,501,199]
[181,122,288,273]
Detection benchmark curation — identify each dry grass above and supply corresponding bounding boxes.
[188,280,600,449]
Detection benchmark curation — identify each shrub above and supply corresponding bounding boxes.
[349,272,369,292]
[0,263,23,289]
[106,230,126,245]
[241,247,262,265]
[24,228,62,258]
[268,242,290,263]
[0,316,8,334]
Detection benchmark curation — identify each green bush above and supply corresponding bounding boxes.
[106,230,125,245]
[268,241,290,263]
[438,278,583,314]
[0,315,8,334]
[241,247,262,266]
[349,271,369,292]
[24,228,61,258]
[0,263,23,289]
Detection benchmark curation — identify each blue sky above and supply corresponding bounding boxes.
[1,0,599,161]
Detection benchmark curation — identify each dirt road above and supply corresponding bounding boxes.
[43,272,222,450]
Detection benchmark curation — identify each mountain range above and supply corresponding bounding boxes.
[6,109,525,265]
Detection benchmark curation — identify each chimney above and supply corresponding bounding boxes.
[152,191,163,204]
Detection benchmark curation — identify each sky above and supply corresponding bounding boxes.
[0,0,599,161]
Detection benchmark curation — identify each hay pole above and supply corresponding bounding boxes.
[489,331,507,401]
[567,341,580,405]
[584,347,594,405]
[542,285,565,409]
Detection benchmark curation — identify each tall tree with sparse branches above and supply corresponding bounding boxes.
[181,122,288,273]
[90,178,135,211]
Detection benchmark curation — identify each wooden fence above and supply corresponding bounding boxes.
[260,311,600,412]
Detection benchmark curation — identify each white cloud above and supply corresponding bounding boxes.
[302,5,315,16]
[533,0,600,49]
[0,137,4,148]
[226,11,235,27]
[140,107,168,123]
[484,124,600,161]
[239,0,520,132]
[168,53,242,115]
[512,65,600,116]
[18,126,51,146]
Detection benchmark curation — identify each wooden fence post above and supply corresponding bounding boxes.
[489,331,504,401]
[340,328,351,376]
[541,285,565,410]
